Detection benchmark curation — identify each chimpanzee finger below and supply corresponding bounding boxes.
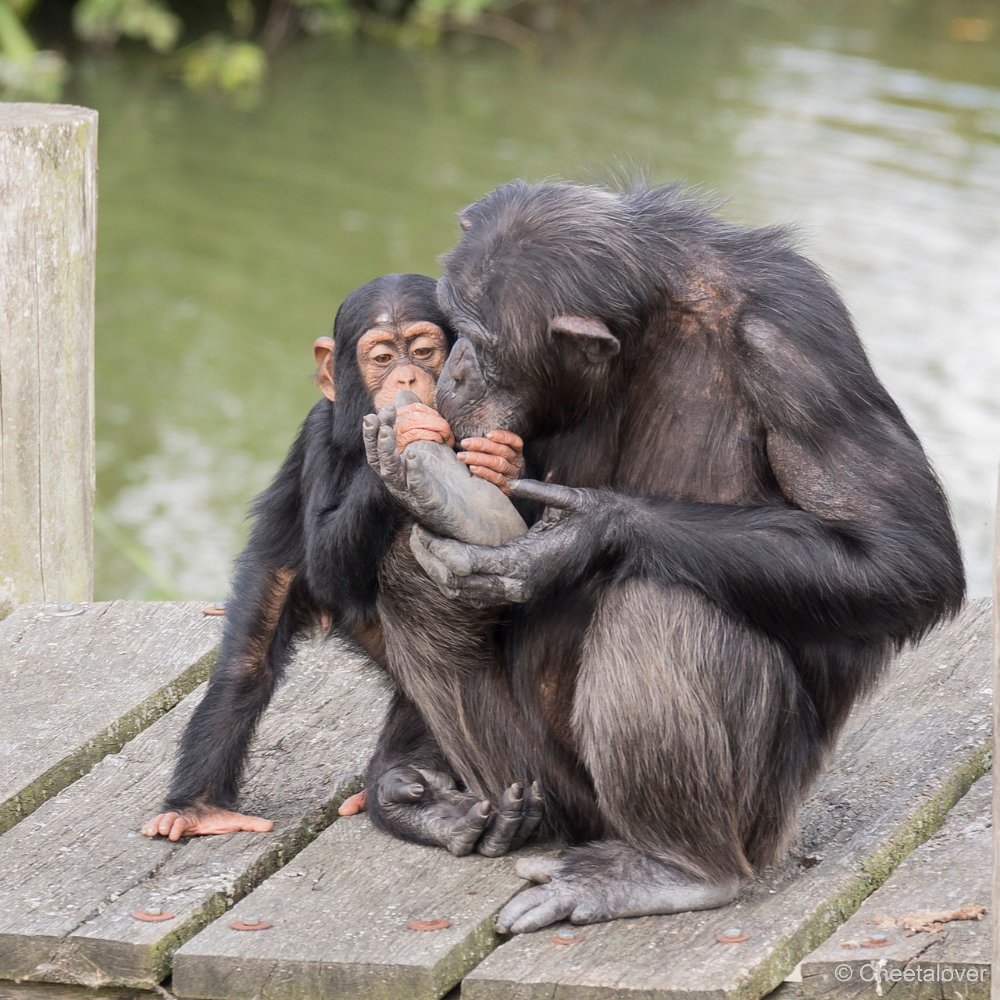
[477,783,525,857]
[378,769,426,805]
[414,768,457,792]
[458,437,518,461]
[397,428,449,451]
[376,425,408,493]
[410,525,473,580]
[377,402,398,427]
[509,780,545,850]
[495,883,572,934]
[168,816,190,842]
[362,414,381,470]
[508,479,588,511]
[152,811,182,837]
[444,574,530,607]
[457,451,516,477]
[467,465,508,489]
[485,428,524,450]
[445,800,493,856]
[394,389,422,407]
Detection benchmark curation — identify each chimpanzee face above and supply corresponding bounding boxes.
[434,183,627,441]
[434,274,621,442]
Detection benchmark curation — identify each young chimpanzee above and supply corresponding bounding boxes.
[141,273,524,841]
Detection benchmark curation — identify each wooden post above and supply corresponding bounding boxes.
[0,104,97,617]
[993,471,999,1000]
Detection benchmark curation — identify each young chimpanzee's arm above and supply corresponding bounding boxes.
[142,422,312,840]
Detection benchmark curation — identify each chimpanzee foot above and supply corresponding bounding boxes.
[402,441,527,545]
[373,765,543,857]
[363,408,526,545]
[497,841,741,934]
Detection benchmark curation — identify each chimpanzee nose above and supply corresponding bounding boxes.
[450,339,474,383]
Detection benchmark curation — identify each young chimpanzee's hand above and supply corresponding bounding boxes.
[393,401,455,451]
[457,429,524,494]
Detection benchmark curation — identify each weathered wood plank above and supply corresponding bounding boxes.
[0,602,220,834]
[799,775,990,999]
[0,631,389,990]
[0,983,154,1000]
[460,599,993,1000]
[0,104,97,617]
[992,474,999,1000]
[171,815,533,1000]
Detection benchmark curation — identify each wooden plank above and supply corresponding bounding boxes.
[0,983,155,1000]
[799,775,990,999]
[0,602,220,834]
[0,104,97,616]
[993,473,999,1000]
[171,816,532,1000]
[0,630,388,990]
[460,599,993,1000]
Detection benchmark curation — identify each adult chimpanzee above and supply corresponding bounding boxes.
[365,181,965,933]
[141,273,527,842]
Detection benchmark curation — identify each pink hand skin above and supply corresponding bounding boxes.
[338,789,368,815]
[457,429,525,493]
[140,806,274,841]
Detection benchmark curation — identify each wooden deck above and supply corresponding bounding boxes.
[0,599,992,1000]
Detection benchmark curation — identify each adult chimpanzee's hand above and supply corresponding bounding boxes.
[409,479,605,607]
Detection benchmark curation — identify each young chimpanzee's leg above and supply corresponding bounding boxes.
[363,407,543,856]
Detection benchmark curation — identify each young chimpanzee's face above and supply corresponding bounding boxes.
[313,274,453,412]
[356,318,449,410]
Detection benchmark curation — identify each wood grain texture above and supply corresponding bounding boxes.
[0,630,389,990]
[461,600,993,1000]
[0,983,155,1000]
[171,815,538,1000]
[0,602,220,834]
[993,475,999,1000]
[0,104,97,616]
[800,775,990,999]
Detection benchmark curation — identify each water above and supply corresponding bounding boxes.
[67,0,1000,600]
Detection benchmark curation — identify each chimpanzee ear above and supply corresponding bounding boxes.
[313,336,336,402]
[458,209,473,232]
[548,315,620,364]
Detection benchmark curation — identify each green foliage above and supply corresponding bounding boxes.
[0,0,560,100]
[0,0,67,99]
[73,0,182,52]
[180,35,266,92]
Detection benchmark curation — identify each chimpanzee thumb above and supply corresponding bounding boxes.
[509,479,587,512]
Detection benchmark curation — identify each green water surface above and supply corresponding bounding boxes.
[68,0,1000,600]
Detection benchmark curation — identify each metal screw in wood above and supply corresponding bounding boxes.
[550,929,583,945]
[406,918,451,931]
[716,927,750,944]
[132,906,175,922]
[861,934,890,948]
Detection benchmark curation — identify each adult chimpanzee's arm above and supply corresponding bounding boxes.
[411,316,964,646]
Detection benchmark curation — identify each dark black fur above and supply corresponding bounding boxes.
[367,180,965,930]
[163,274,454,813]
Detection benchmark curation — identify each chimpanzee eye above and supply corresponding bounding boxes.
[411,346,434,360]
[372,350,394,366]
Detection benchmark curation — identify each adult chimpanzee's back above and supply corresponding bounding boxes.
[368,180,964,934]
